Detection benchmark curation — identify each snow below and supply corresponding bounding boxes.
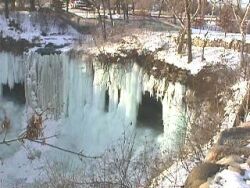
[112,14,122,19]
[90,32,242,75]
[193,29,250,43]
[246,113,250,122]
[0,11,81,51]
[211,164,250,188]
[69,9,98,19]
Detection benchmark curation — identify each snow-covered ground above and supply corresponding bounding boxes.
[89,31,243,75]
[193,28,250,43]
[0,11,82,52]
[211,164,250,188]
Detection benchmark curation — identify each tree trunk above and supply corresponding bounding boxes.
[177,29,186,54]
[240,31,246,67]
[66,0,69,12]
[185,0,192,63]
[4,0,9,19]
[101,0,107,40]
[122,2,126,20]
[125,0,129,22]
[201,40,207,61]
[19,0,25,9]
[131,0,135,14]
[107,0,114,27]
[116,0,120,14]
[201,0,206,17]
[30,0,35,11]
[173,14,177,24]
[11,0,16,10]
[202,32,208,61]
[158,0,164,18]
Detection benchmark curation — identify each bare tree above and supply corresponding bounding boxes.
[218,4,235,36]
[30,0,36,11]
[88,0,107,40]
[101,0,107,40]
[185,0,193,63]
[165,0,201,62]
[116,0,121,14]
[66,0,69,12]
[11,0,16,10]
[107,0,114,27]
[0,111,100,159]
[158,0,165,18]
[231,1,250,67]
[122,0,129,22]
[4,0,9,19]
[131,0,135,14]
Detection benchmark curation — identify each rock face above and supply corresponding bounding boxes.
[94,43,189,83]
[35,43,67,56]
[216,126,250,146]
[185,122,250,187]
[0,36,34,55]
[206,145,250,163]
[184,162,222,188]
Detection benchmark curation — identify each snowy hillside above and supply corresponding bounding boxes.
[0,11,82,53]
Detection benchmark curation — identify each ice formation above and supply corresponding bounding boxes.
[0,52,187,155]
[0,53,25,94]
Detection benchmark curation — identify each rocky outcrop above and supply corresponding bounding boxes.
[0,36,34,55]
[96,50,189,83]
[216,126,250,146]
[184,162,222,188]
[185,122,250,188]
[192,37,250,54]
[35,43,68,56]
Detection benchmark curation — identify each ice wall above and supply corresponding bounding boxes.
[0,52,187,153]
[162,82,187,149]
[0,53,25,95]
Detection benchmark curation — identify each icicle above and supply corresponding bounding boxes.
[0,52,25,89]
[162,82,186,150]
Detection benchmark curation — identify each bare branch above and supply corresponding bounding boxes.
[241,3,250,29]
[232,4,242,27]
[0,134,101,159]
[191,0,202,21]
[29,139,101,159]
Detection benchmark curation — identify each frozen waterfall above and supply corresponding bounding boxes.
[0,52,187,154]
